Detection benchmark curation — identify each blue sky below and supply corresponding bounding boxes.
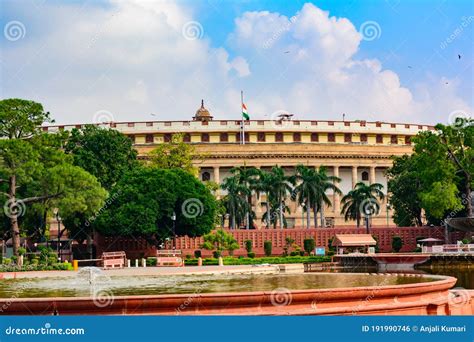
[0,0,472,124]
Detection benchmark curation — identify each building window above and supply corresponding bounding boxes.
[391,123,396,128]
[311,121,318,126]
[293,132,301,142]
[311,133,319,142]
[236,133,249,142]
[376,134,383,144]
[328,121,334,126]
[128,123,134,127]
[165,122,171,126]
[360,134,367,143]
[183,133,191,142]
[275,132,283,142]
[164,134,171,142]
[129,135,135,143]
[201,172,211,182]
[344,133,352,142]
[391,135,398,144]
[405,124,410,129]
[418,125,423,129]
[145,134,154,143]
[405,136,412,145]
[360,121,366,127]
[344,122,350,127]
[220,133,228,142]
[257,121,264,125]
[293,121,300,125]
[201,133,209,142]
[201,121,208,125]
[328,133,335,142]
[376,122,382,128]
[362,171,369,181]
[220,121,227,125]
[146,122,153,127]
[257,132,265,142]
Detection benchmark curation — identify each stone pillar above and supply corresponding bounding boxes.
[213,166,220,183]
[352,166,358,189]
[333,166,340,213]
[370,166,376,184]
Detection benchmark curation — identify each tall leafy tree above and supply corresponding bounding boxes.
[94,167,216,245]
[340,182,385,227]
[0,99,107,260]
[267,166,294,229]
[64,125,138,190]
[254,169,274,228]
[313,166,341,228]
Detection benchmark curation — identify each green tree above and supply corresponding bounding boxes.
[148,133,201,176]
[254,169,274,228]
[229,166,259,229]
[264,240,272,256]
[94,167,216,245]
[268,166,295,229]
[201,229,240,257]
[392,236,403,252]
[340,182,385,227]
[303,238,315,255]
[0,99,107,259]
[64,125,137,190]
[221,176,250,229]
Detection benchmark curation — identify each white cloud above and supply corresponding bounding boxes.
[1,1,471,125]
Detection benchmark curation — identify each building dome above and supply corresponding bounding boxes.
[193,100,213,121]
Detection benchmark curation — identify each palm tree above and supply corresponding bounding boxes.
[267,166,295,229]
[313,166,342,228]
[291,165,317,229]
[230,166,259,229]
[340,182,385,228]
[254,169,273,228]
[220,176,250,229]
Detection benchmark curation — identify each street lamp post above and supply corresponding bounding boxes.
[386,203,392,227]
[53,208,61,262]
[171,211,176,250]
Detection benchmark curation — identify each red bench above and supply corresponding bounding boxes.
[156,250,184,267]
[101,251,126,269]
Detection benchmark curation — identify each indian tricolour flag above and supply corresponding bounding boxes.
[242,103,250,120]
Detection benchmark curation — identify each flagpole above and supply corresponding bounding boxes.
[241,90,245,145]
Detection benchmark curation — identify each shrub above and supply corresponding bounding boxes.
[185,254,192,259]
[289,251,298,256]
[303,238,315,255]
[146,257,157,266]
[299,250,305,256]
[392,236,403,252]
[18,247,27,256]
[264,241,272,256]
[244,240,253,253]
[194,250,202,258]
[3,258,11,265]
[247,252,256,258]
[212,251,220,259]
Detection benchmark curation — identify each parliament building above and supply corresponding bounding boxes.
[44,101,435,228]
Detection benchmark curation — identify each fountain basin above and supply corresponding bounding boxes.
[0,272,468,316]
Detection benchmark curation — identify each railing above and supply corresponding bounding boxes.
[422,244,474,254]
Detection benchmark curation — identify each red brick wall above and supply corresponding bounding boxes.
[95,227,467,259]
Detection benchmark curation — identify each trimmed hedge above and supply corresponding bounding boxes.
[184,255,330,266]
[0,263,72,272]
